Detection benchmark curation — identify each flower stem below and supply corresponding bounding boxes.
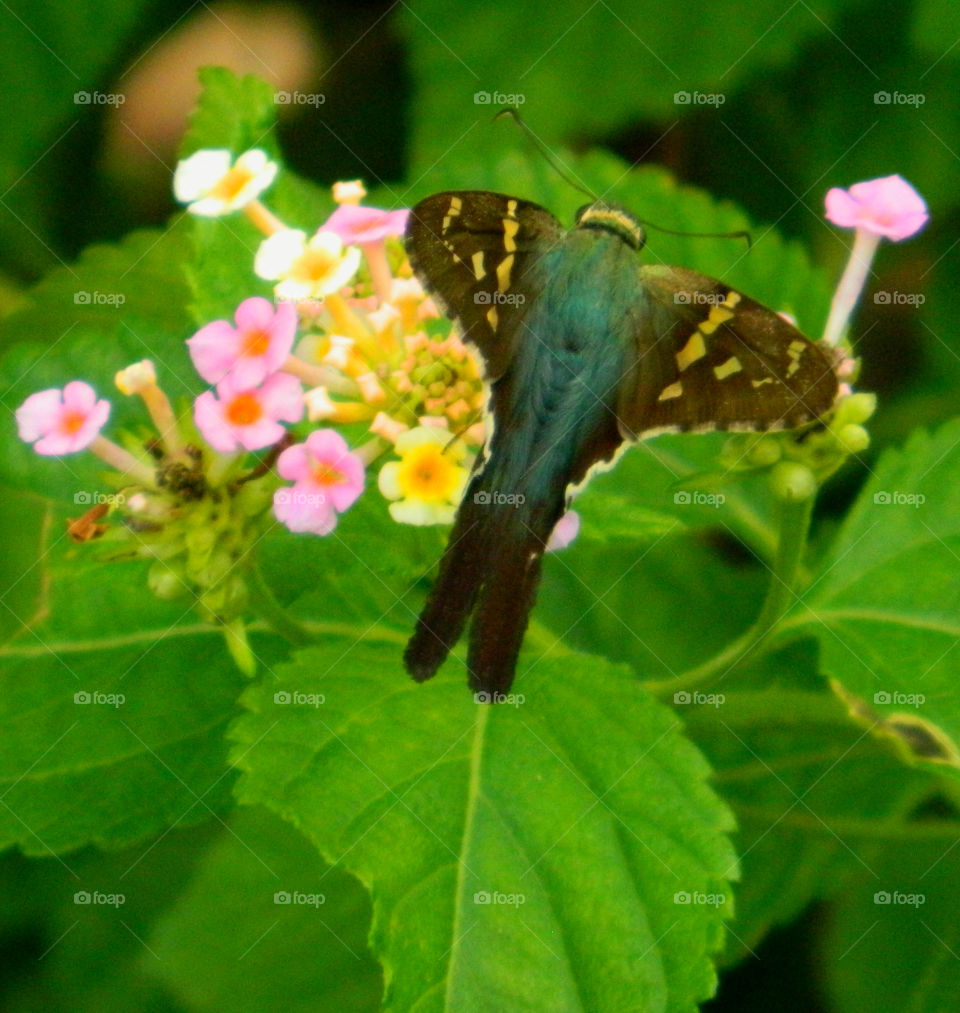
[244,200,286,236]
[88,435,156,485]
[361,240,393,303]
[282,355,358,395]
[822,228,881,346]
[246,563,314,645]
[647,494,814,697]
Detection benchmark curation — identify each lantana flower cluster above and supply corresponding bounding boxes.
[15,149,498,663]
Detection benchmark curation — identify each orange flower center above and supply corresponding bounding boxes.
[210,165,255,203]
[242,328,271,357]
[311,462,344,486]
[60,410,87,435]
[397,444,460,502]
[226,393,262,426]
[292,247,337,284]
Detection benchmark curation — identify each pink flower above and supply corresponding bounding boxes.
[16,381,110,455]
[273,429,365,535]
[187,297,297,387]
[547,510,580,552]
[321,204,409,245]
[825,175,929,241]
[194,373,303,453]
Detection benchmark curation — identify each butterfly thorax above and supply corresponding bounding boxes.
[575,201,645,251]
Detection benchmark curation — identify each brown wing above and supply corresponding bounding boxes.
[405,191,564,380]
[617,265,840,439]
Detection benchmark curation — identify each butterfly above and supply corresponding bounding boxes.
[403,191,840,699]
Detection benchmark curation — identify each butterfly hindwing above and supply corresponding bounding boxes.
[405,191,564,380]
[617,265,839,439]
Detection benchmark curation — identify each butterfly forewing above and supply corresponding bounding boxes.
[405,191,564,380]
[617,265,839,439]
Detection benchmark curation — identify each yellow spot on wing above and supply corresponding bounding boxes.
[675,331,706,371]
[486,305,499,331]
[723,291,742,308]
[699,305,734,335]
[786,339,806,377]
[471,250,485,280]
[751,377,775,388]
[658,380,683,401]
[497,253,514,292]
[713,356,742,379]
[442,196,462,234]
[503,218,520,253]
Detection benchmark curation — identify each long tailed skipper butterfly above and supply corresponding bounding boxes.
[403,190,839,698]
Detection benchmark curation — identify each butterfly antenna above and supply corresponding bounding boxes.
[494,107,595,199]
[642,220,752,250]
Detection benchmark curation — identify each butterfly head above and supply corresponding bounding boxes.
[574,201,645,251]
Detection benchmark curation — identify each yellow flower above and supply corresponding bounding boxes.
[254,229,362,302]
[378,426,469,525]
[173,149,277,216]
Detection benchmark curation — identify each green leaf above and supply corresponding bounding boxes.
[785,418,960,774]
[230,639,738,1012]
[147,806,382,1012]
[683,640,940,963]
[0,530,263,853]
[821,833,960,1012]
[179,67,279,158]
[0,823,214,1011]
[536,531,766,684]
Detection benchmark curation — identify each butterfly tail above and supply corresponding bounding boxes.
[465,522,548,698]
[403,484,490,682]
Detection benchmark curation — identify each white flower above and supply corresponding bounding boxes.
[173,149,277,216]
[254,229,362,301]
